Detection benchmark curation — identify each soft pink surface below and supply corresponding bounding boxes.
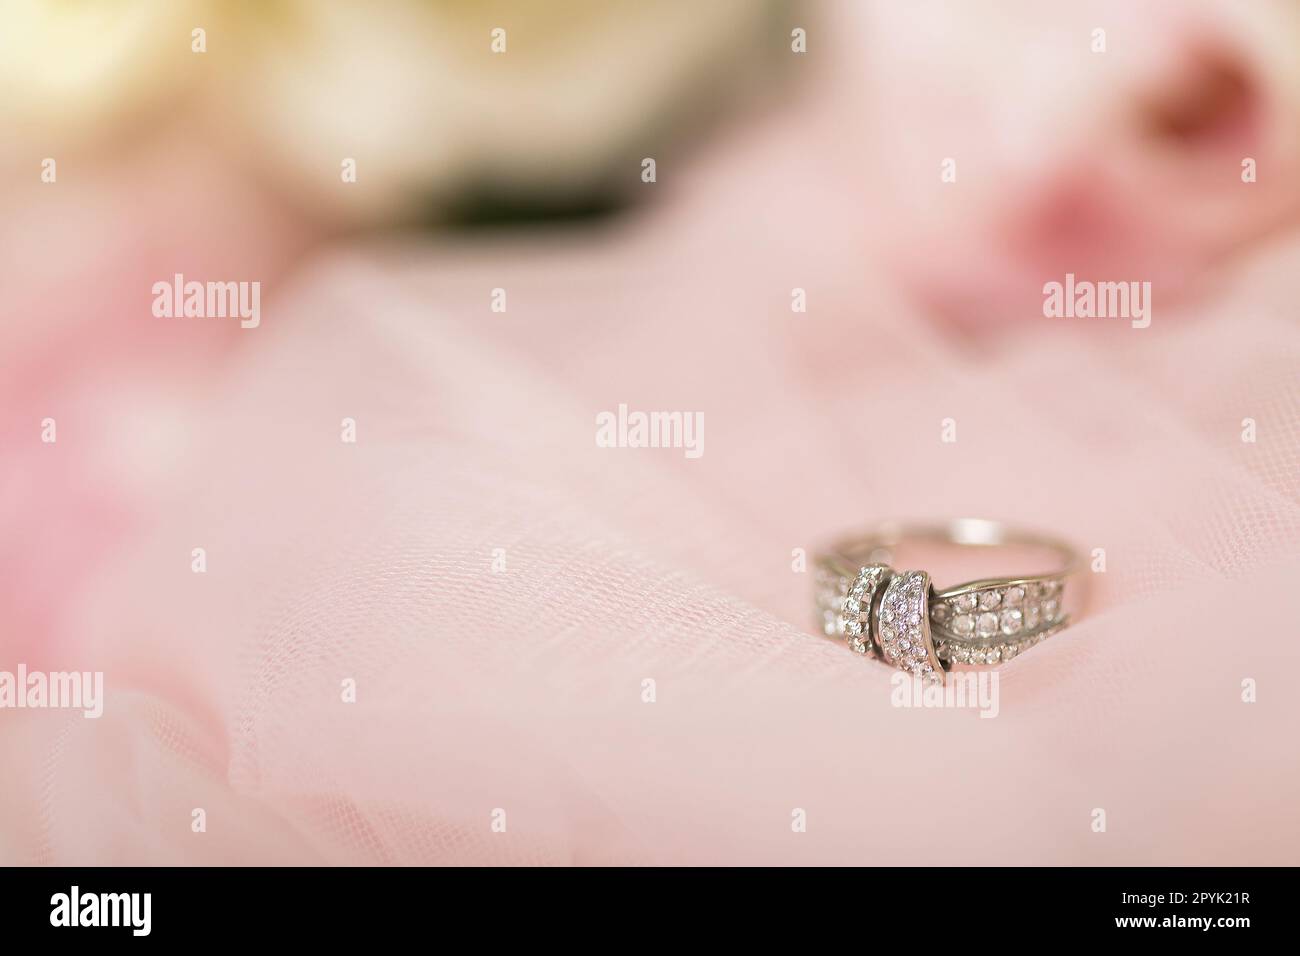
[3,3,1300,865]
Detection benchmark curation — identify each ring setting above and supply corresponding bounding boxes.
[816,520,1079,683]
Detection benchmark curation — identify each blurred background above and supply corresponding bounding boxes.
[3,1,1300,864]
[6,0,1299,313]
[7,0,1300,615]
[5,0,1300,334]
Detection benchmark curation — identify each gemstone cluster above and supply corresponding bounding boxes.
[929,579,1066,663]
[817,566,1068,681]
[839,565,886,655]
[877,570,939,681]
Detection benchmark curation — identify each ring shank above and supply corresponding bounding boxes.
[824,519,1078,587]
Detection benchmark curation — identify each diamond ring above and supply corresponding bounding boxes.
[814,519,1082,683]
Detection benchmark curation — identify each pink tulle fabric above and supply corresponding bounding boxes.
[6,207,1299,864]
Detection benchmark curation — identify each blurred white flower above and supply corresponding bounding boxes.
[230,0,782,222]
[0,0,784,223]
[0,0,206,148]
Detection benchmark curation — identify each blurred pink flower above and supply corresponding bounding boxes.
[835,0,1300,326]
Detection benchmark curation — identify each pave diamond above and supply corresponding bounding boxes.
[814,569,849,635]
[818,559,1069,678]
[1042,597,1061,623]
[835,565,887,658]
[877,569,942,680]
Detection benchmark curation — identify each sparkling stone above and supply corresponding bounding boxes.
[849,638,868,654]
[880,626,896,642]
[845,620,863,636]
[930,604,950,623]
[911,643,927,659]
[1042,598,1060,622]
[999,608,1023,635]
[880,608,893,624]
[978,590,1002,610]
[1003,586,1025,605]
[954,593,978,612]
[899,639,911,651]
[976,612,999,638]
[985,646,1001,663]
[908,612,921,626]
[1024,604,1041,629]
[953,614,975,636]
[842,598,861,617]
